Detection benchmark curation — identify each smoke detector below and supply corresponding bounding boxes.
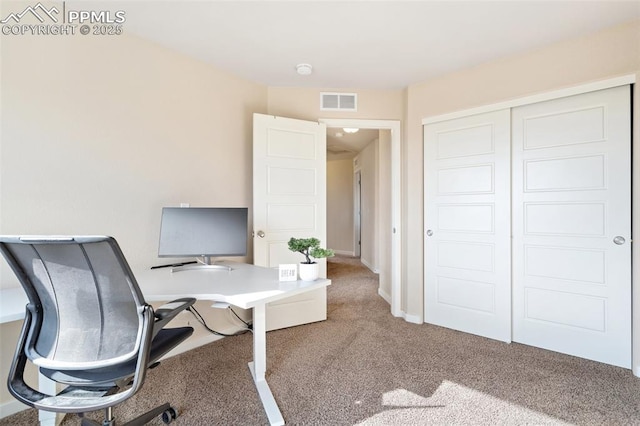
[296,63,313,76]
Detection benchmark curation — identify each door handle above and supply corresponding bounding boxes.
[613,236,626,245]
[426,230,433,237]
[257,230,266,238]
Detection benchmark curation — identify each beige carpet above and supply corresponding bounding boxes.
[3,255,640,425]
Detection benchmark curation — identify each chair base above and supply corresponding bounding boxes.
[79,403,178,426]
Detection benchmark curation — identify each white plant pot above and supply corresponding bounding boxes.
[298,262,319,281]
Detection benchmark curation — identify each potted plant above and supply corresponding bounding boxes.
[287,237,334,281]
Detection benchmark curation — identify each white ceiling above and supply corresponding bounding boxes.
[327,128,379,160]
[119,0,640,90]
[111,0,639,156]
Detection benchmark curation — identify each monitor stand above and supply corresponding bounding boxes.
[171,256,233,273]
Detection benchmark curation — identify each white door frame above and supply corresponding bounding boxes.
[422,74,639,375]
[320,118,402,318]
[354,169,362,258]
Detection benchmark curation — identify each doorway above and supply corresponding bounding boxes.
[320,119,401,317]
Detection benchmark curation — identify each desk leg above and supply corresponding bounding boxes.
[248,304,284,426]
[38,374,58,426]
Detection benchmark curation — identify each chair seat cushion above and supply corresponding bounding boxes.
[40,327,193,386]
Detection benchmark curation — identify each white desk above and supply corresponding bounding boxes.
[0,287,28,323]
[2,263,330,426]
[134,263,331,426]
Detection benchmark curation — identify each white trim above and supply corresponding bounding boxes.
[378,288,391,305]
[403,313,422,324]
[354,169,362,259]
[0,399,29,419]
[319,119,402,318]
[422,74,636,125]
[0,397,64,425]
[333,250,355,257]
[361,257,378,274]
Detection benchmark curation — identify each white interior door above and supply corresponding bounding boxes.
[253,113,328,331]
[512,86,631,368]
[424,109,512,342]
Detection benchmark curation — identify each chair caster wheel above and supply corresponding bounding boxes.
[161,407,178,424]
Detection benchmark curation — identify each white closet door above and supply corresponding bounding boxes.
[512,86,631,368]
[424,109,511,342]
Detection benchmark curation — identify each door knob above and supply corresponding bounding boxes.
[426,230,433,237]
[613,236,626,245]
[257,230,265,238]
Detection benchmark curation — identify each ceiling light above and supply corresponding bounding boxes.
[343,127,359,133]
[296,63,313,76]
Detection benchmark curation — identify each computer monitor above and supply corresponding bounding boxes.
[158,207,248,271]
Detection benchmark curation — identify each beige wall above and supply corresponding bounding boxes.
[405,20,640,328]
[267,87,404,122]
[1,33,266,274]
[0,32,267,410]
[326,159,355,255]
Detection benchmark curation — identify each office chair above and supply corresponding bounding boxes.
[0,235,196,425]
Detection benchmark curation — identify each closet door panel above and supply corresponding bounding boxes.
[512,85,631,368]
[424,109,511,343]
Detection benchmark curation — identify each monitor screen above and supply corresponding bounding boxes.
[158,207,248,258]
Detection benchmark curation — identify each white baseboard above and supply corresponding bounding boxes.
[333,250,355,257]
[0,399,29,419]
[378,288,391,305]
[0,389,63,423]
[360,258,379,274]
[403,312,422,324]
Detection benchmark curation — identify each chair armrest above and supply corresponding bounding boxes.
[9,306,157,414]
[153,297,196,332]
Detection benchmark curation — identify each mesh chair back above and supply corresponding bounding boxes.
[0,236,147,370]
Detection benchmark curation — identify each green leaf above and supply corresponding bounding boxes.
[287,237,334,262]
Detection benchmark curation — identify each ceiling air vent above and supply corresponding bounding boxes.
[320,92,357,111]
